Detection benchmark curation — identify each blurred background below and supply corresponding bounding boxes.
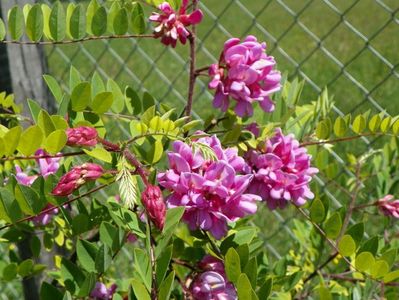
[0,0,398,298]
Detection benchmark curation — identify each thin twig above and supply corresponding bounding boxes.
[185,0,199,118]
[300,133,378,147]
[0,34,155,46]
[1,151,86,162]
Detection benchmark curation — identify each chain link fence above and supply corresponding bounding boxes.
[1,0,399,297]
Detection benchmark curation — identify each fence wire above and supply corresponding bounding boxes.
[1,0,399,297]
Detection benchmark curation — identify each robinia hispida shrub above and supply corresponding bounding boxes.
[0,1,399,299]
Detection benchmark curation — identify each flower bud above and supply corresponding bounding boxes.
[141,184,166,230]
[52,163,104,197]
[378,195,399,218]
[66,126,98,147]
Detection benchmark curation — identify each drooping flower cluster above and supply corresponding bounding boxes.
[66,126,98,147]
[191,255,237,300]
[209,35,281,117]
[15,149,61,225]
[141,184,166,230]
[246,128,318,210]
[52,163,104,197]
[90,282,117,300]
[378,195,399,218]
[158,136,260,239]
[149,0,203,47]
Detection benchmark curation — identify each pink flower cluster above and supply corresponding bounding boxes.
[15,149,61,225]
[209,35,281,117]
[141,184,166,230]
[191,255,237,300]
[66,126,98,147]
[149,0,203,47]
[15,149,60,186]
[246,128,318,210]
[90,282,117,300]
[378,195,399,218]
[52,163,104,197]
[158,136,260,239]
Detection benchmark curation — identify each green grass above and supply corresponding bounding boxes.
[46,0,399,118]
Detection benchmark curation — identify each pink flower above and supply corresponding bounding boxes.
[378,195,399,218]
[66,126,98,147]
[209,35,281,117]
[245,122,260,138]
[15,149,61,186]
[32,204,59,226]
[191,255,237,300]
[246,128,318,210]
[158,136,260,239]
[52,163,104,197]
[90,282,117,300]
[141,184,166,230]
[149,0,203,47]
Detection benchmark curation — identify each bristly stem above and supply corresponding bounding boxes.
[0,34,155,45]
[185,0,199,118]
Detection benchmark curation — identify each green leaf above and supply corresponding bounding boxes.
[40,282,63,300]
[3,126,22,156]
[91,7,107,36]
[71,82,91,111]
[83,147,112,163]
[163,207,185,233]
[44,129,67,154]
[156,245,173,286]
[18,259,34,277]
[225,248,241,284]
[66,3,75,39]
[61,258,85,293]
[28,99,41,123]
[0,19,6,41]
[113,8,128,35]
[324,212,342,239]
[43,75,63,103]
[380,116,392,133]
[70,4,86,40]
[76,240,98,273]
[310,198,326,223]
[237,273,252,300]
[91,92,113,114]
[125,87,142,115]
[131,3,146,34]
[14,184,43,215]
[3,263,17,281]
[8,6,24,40]
[355,252,375,272]
[244,257,258,288]
[95,244,111,273]
[17,125,44,156]
[69,66,82,91]
[26,4,43,42]
[99,221,123,253]
[182,119,202,132]
[107,2,121,33]
[338,235,356,257]
[76,273,96,297]
[158,271,175,300]
[346,223,364,246]
[352,115,366,134]
[107,79,125,113]
[316,120,329,139]
[383,270,399,283]
[134,248,152,292]
[86,0,100,35]
[368,114,381,133]
[49,1,66,41]
[131,280,151,300]
[142,92,156,111]
[0,188,22,223]
[41,4,52,39]
[258,278,273,300]
[334,116,347,137]
[358,236,379,255]
[150,139,163,164]
[370,260,389,278]
[37,109,56,136]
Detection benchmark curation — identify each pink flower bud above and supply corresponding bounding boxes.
[141,184,166,230]
[66,126,98,147]
[52,163,104,197]
[378,195,399,218]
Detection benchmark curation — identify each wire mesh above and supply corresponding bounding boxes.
[1,0,399,297]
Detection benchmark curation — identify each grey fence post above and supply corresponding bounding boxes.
[0,1,52,300]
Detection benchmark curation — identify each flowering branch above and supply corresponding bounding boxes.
[0,34,155,46]
[0,181,114,231]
